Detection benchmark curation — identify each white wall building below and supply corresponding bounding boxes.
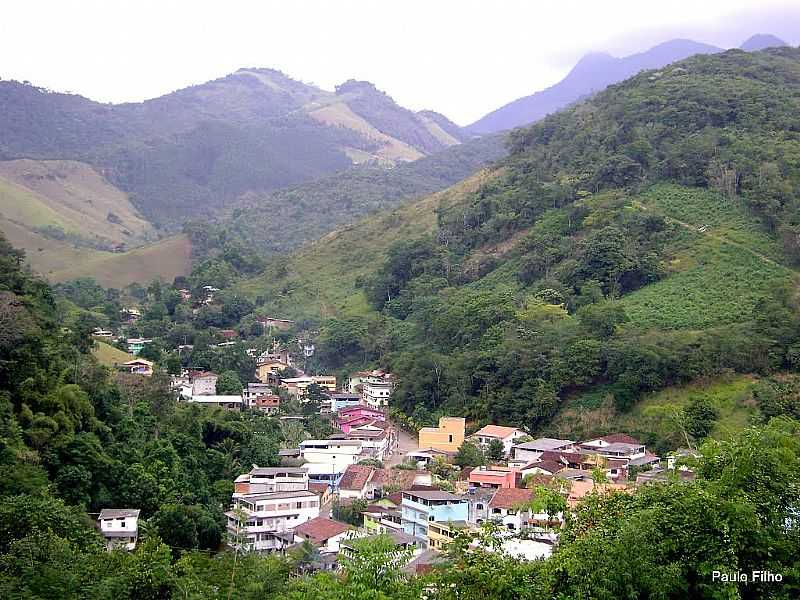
[362,380,393,408]
[299,439,363,483]
[97,508,140,551]
[228,466,320,553]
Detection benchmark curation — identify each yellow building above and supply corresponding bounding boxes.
[428,520,476,551]
[418,417,465,452]
[255,360,288,383]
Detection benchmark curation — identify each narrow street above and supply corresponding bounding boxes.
[385,422,418,467]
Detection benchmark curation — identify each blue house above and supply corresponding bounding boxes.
[401,490,468,546]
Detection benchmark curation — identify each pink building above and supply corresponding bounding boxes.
[468,466,520,489]
[335,406,386,434]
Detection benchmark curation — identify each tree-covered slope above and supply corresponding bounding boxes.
[224,134,506,254]
[0,69,468,228]
[243,47,800,446]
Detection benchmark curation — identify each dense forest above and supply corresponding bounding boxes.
[1,228,799,598]
[235,47,800,451]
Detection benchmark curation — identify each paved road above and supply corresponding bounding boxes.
[385,422,418,467]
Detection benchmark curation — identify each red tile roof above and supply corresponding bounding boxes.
[474,425,523,439]
[488,487,535,509]
[308,482,330,496]
[293,517,349,544]
[338,464,374,490]
[525,460,562,474]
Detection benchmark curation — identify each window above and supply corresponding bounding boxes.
[476,504,484,510]
[492,508,502,515]
[448,435,453,443]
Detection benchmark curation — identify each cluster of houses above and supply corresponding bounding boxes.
[214,415,698,570]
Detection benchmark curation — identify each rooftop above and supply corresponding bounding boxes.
[250,466,307,476]
[98,508,140,519]
[488,487,535,509]
[474,425,524,439]
[339,464,374,490]
[293,516,350,544]
[514,437,575,451]
[403,490,463,502]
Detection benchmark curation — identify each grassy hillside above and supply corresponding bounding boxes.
[0,159,156,249]
[239,169,498,318]
[225,134,506,254]
[92,341,135,367]
[45,235,192,288]
[239,48,800,450]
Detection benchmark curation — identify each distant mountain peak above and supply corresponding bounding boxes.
[467,37,723,134]
[740,34,788,51]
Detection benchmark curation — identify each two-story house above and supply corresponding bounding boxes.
[97,508,140,551]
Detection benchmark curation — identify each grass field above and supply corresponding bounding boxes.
[92,341,135,367]
[546,373,760,446]
[621,184,796,330]
[0,159,156,245]
[48,234,193,288]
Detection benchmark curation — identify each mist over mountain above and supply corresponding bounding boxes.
[739,33,788,51]
[466,39,724,135]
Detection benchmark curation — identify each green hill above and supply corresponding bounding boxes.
[241,47,800,447]
[0,69,471,229]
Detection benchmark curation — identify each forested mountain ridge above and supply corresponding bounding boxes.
[222,134,506,254]
[244,47,800,448]
[0,68,466,227]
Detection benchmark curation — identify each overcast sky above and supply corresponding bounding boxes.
[1,0,798,125]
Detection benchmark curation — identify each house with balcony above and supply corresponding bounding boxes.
[97,509,140,551]
[362,380,393,408]
[401,490,468,546]
[227,467,320,553]
[234,466,310,495]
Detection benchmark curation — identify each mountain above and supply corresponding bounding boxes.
[739,33,788,51]
[242,47,800,446]
[0,69,465,228]
[466,38,724,134]
[222,133,506,254]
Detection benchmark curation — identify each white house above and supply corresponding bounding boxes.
[511,438,576,463]
[227,490,321,552]
[472,425,528,456]
[299,439,363,484]
[362,380,393,408]
[97,508,140,551]
[337,464,375,500]
[190,372,219,396]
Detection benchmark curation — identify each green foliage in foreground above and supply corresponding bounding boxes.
[1,419,798,599]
